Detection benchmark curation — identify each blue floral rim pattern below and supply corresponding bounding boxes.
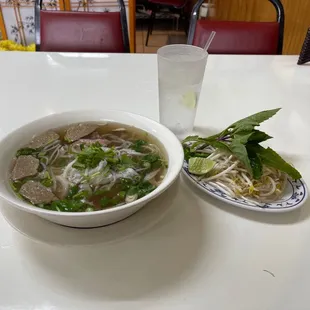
[183,160,308,212]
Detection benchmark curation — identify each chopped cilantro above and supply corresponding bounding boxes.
[48,199,85,212]
[74,142,118,169]
[116,154,136,171]
[142,154,163,170]
[118,191,126,199]
[16,147,37,157]
[131,140,148,152]
[142,154,160,163]
[100,197,110,208]
[72,190,90,200]
[41,178,53,187]
[126,180,156,198]
[40,171,53,187]
[67,185,79,198]
[93,188,108,196]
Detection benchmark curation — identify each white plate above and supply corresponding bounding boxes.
[183,161,308,213]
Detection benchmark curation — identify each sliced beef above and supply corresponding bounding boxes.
[87,131,101,139]
[19,181,58,204]
[27,131,59,149]
[11,155,40,181]
[64,123,98,142]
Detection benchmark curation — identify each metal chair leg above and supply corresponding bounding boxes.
[150,10,155,35]
[146,9,156,46]
[176,15,179,31]
[181,8,189,36]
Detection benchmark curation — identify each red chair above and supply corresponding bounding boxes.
[35,0,129,53]
[145,0,188,46]
[187,0,284,55]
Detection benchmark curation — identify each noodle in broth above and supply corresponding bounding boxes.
[9,122,167,212]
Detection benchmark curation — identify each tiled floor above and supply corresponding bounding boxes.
[136,19,187,54]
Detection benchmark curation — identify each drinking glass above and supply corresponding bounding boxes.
[157,44,208,138]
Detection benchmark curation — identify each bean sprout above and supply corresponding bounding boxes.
[195,149,287,203]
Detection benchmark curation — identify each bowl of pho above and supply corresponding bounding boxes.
[0,110,183,227]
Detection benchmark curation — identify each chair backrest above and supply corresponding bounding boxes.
[35,0,129,53]
[187,0,284,55]
[297,27,310,65]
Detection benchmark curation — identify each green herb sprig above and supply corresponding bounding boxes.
[73,142,118,170]
[183,108,301,180]
[131,139,148,152]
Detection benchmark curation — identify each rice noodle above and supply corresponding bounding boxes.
[49,145,62,165]
[55,175,70,199]
[143,144,161,154]
[120,149,145,156]
[144,169,160,181]
[115,141,132,150]
[80,183,92,195]
[40,162,47,171]
[116,168,139,180]
[101,134,125,143]
[42,140,61,152]
[11,122,167,213]
[49,168,57,191]
[62,159,77,179]
[125,193,138,203]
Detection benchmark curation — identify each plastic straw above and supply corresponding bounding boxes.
[204,31,216,52]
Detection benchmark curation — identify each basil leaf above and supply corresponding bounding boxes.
[250,145,302,180]
[190,141,205,152]
[182,108,298,180]
[233,132,253,144]
[184,140,231,161]
[247,146,263,179]
[207,140,231,153]
[183,145,209,161]
[248,130,272,143]
[233,125,258,134]
[230,108,281,130]
[229,142,252,175]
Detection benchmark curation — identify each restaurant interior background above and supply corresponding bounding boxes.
[0,0,309,54]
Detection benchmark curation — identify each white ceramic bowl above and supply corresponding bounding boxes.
[0,110,183,228]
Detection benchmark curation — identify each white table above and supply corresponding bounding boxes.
[0,53,309,310]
